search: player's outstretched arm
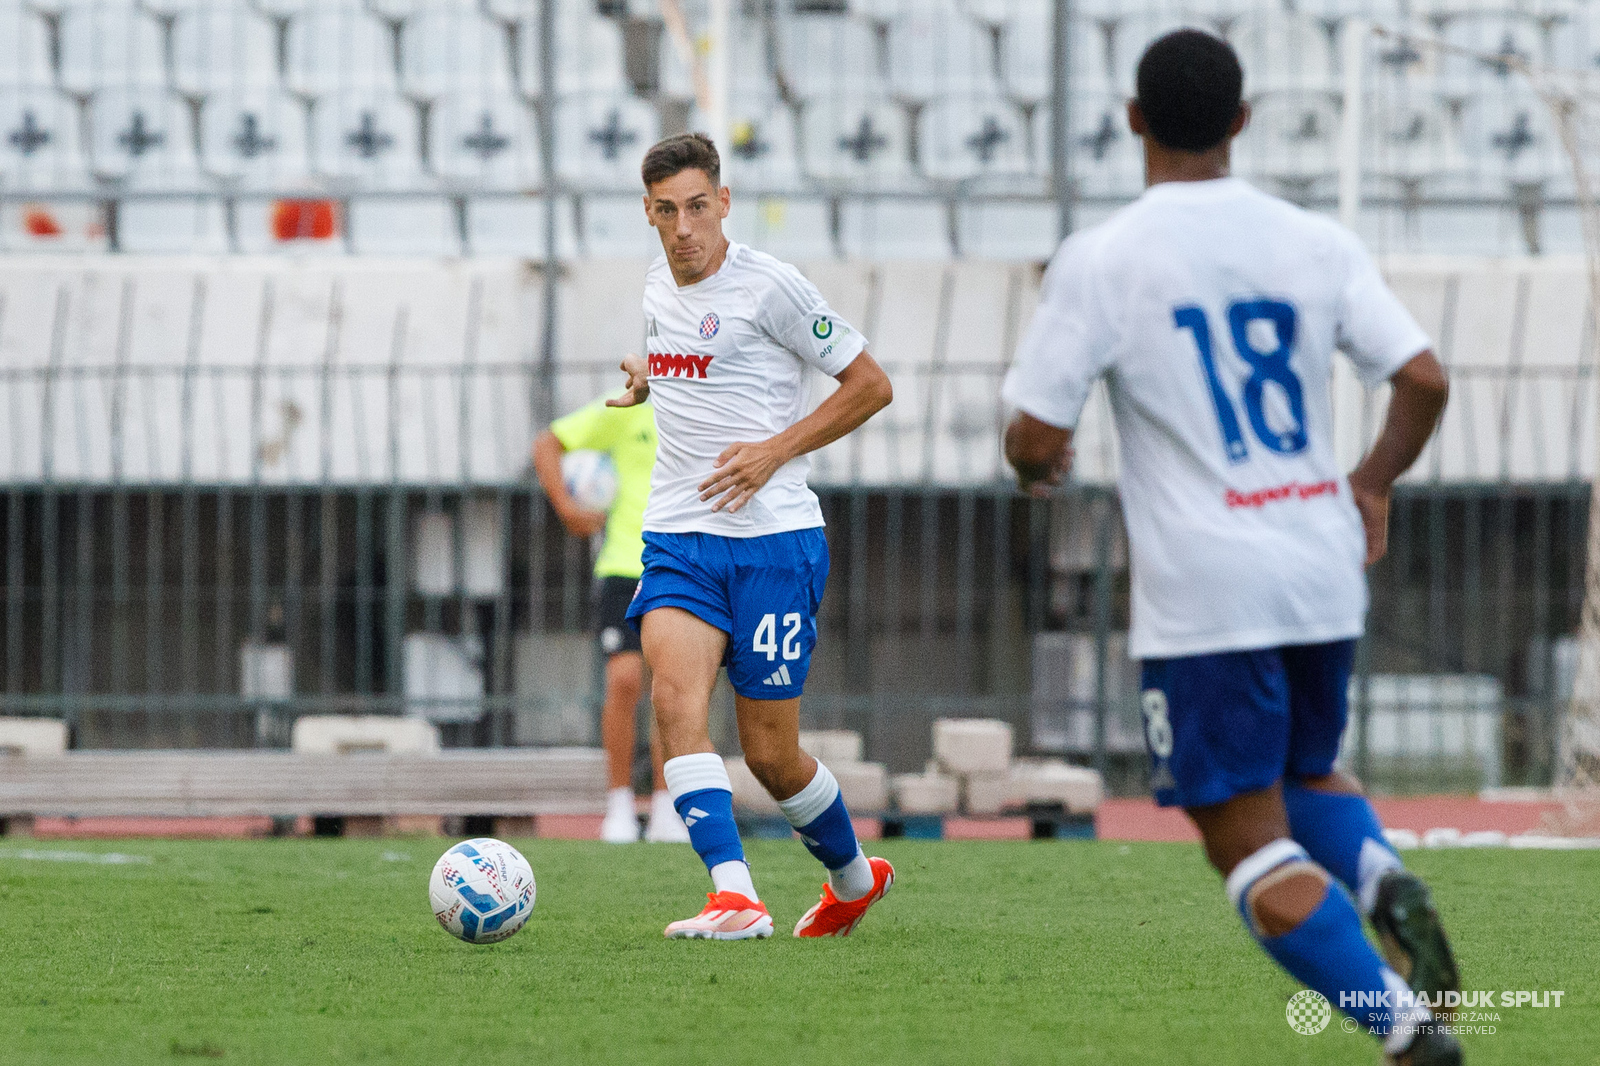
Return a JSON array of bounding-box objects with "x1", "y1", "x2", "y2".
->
[
  {"x1": 531, "y1": 430, "x2": 608, "y2": 537},
  {"x1": 1004, "y1": 412, "x2": 1074, "y2": 498},
  {"x1": 605, "y1": 353, "x2": 650, "y2": 408},
  {"x1": 1348, "y1": 349, "x2": 1449, "y2": 565},
  {"x1": 699, "y1": 351, "x2": 892, "y2": 513}
]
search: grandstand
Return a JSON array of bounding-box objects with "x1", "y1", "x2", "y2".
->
[{"x1": 0, "y1": 1, "x2": 1596, "y2": 802}]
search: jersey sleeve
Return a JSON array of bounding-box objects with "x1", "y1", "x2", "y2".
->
[
  {"x1": 754, "y1": 264, "x2": 868, "y2": 377},
  {"x1": 1000, "y1": 234, "x2": 1117, "y2": 429},
  {"x1": 549, "y1": 398, "x2": 619, "y2": 452},
  {"x1": 1333, "y1": 230, "x2": 1432, "y2": 388}
]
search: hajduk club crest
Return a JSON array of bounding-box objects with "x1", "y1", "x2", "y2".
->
[{"x1": 700, "y1": 312, "x2": 720, "y2": 339}]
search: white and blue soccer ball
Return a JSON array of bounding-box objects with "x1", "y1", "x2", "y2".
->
[
  {"x1": 561, "y1": 450, "x2": 618, "y2": 512},
  {"x1": 429, "y1": 837, "x2": 536, "y2": 944}
]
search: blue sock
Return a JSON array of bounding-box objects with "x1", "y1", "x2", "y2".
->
[
  {"x1": 1283, "y1": 783, "x2": 1403, "y2": 913},
  {"x1": 776, "y1": 762, "x2": 861, "y2": 869},
  {"x1": 663, "y1": 754, "x2": 747, "y2": 875},
  {"x1": 673, "y1": 787, "x2": 745, "y2": 869},
  {"x1": 1230, "y1": 840, "x2": 1427, "y2": 1045}
]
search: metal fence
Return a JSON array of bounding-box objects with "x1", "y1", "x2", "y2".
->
[{"x1": 0, "y1": 363, "x2": 1590, "y2": 794}]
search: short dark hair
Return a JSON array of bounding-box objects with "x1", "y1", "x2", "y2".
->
[
  {"x1": 1135, "y1": 29, "x2": 1244, "y2": 152},
  {"x1": 641, "y1": 133, "x2": 721, "y2": 189}
]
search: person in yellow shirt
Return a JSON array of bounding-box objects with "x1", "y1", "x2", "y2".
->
[{"x1": 532, "y1": 396, "x2": 689, "y2": 844}]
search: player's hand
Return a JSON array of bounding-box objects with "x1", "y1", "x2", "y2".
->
[
  {"x1": 606, "y1": 353, "x2": 649, "y2": 408},
  {"x1": 1016, "y1": 443, "x2": 1073, "y2": 498},
  {"x1": 699, "y1": 439, "x2": 787, "y2": 513},
  {"x1": 556, "y1": 505, "x2": 608, "y2": 538},
  {"x1": 1348, "y1": 469, "x2": 1390, "y2": 566}
]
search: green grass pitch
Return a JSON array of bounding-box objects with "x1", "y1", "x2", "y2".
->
[{"x1": 1, "y1": 837, "x2": 1593, "y2": 1065}]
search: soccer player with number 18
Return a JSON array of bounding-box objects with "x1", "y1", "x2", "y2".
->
[
  {"x1": 608, "y1": 133, "x2": 896, "y2": 940},
  {"x1": 1004, "y1": 31, "x2": 1461, "y2": 1066}
]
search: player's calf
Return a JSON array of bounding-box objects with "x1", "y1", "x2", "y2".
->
[{"x1": 1227, "y1": 839, "x2": 1437, "y2": 1061}]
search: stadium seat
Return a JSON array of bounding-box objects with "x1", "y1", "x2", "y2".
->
[
  {"x1": 719, "y1": 104, "x2": 804, "y2": 193},
  {"x1": 172, "y1": 2, "x2": 281, "y2": 98},
  {"x1": 199, "y1": 89, "x2": 312, "y2": 190},
  {"x1": 776, "y1": 12, "x2": 883, "y2": 101},
  {"x1": 0, "y1": 88, "x2": 89, "y2": 193},
  {"x1": 917, "y1": 94, "x2": 1030, "y2": 182},
  {"x1": 1238, "y1": 90, "x2": 1340, "y2": 184},
  {"x1": 999, "y1": 2, "x2": 1053, "y2": 103},
  {"x1": 348, "y1": 196, "x2": 460, "y2": 255},
  {"x1": 87, "y1": 89, "x2": 201, "y2": 189},
  {"x1": 0, "y1": 1, "x2": 55, "y2": 90},
  {"x1": 723, "y1": 195, "x2": 834, "y2": 260},
  {"x1": 308, "y1": 90, "x2": 426, "y2": 189},
  {"x1": 580, "y1": 195, "x2": 659, "y2": 256},
  {"x1": 884, "y1": 5, "x2": 999, "y2": 101},
  {"x1": 58, "y1": 1, "x2": 169, "y2": 96},
  {"x1": 285, "y1": 0, "x2": 399, "y2": 98},
  {"x1": 466, "y1": 196, "x2": 574, "y2": 258},
  {"x1": 956, "y1": 200, "x2": 1058, "y2": 259},
  {"x1": 554, "y1": 256, "x2": 647, "y2": 417},
  {"x1": 400, "y1": 0, "x2": 516, "y2": 101},
  {"x1": 798, "y1": 96, "x2": 914, "y2": 187},
  {"x1": 431, "y1": 94, "x2": 542, "y2": 191},
  {"x1": 1235, "y1": 10, "x2": 1334, "y2": 95},
  {"x1": 837, "y1": 199, "x2": 950, "y2": 258},
  {"x1": 552, "y1": 93, "x2": 660, "y2": 189},
  {"x1": 1067, "y1": 91, "x2": 1140, "y2": 198},
  {"x1": 118, "y1": 197, "x2": 231, "y2": 254},
  {"x1": 552, "y1": 5, "x2": 627, "y2": 95},
  {"x1": 928, "y1": 260, "x2": 1014, "y2": 484},
  {"x1": 855, "y1": 261, "x2": 947, "y2": 483}
]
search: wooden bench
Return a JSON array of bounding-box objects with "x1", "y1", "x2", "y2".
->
[{"x1": 0, "y1": 748, "x2": 607, "y2": 835}]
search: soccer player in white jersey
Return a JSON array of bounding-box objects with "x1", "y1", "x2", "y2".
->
[
  {"x1": 1003, "y1": 32, "x2": 1459, "y2": 1066},
  {"x1": 606, "y1": 133, "x2": 896, "y2": 940}
]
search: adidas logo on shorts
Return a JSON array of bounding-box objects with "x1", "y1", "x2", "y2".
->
[{"x1": 762, "y1": 664, "x2": 793, "y2": 687}]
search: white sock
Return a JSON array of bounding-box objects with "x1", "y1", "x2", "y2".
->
[
  {"x1": 1357, "y1": 837, "x2": 1405, "y2": 916},
  {"x1": 710, "y1": 860, "x2": 758, "y2": 901},
  {"x1": 650, "y1": 789, "x2": 674, "y2": 816},
  {"x1": 830, "y1": 853, "x2": 875, "y2": 902},
  {"x1": 606, "y1": 787, "x2": 634, "y2": 817}
]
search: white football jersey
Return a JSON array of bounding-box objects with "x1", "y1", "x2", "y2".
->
[
  {"x1": 1002, "y1": 177, "x2": 1430, "y2": 659},
  {"x1": 640, "y1": 241, "x2": 867, "y2": 537}
]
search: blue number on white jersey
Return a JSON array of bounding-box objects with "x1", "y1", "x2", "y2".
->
[{"x1": 1174, "y1": 299, "x2": 1308, "y2": 462}]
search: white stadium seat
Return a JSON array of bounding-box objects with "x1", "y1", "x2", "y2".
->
[
  {"x1": 347, "y1": 197, "x2": 459, "y2": 256},
  {"x1": 86, "y1": 89, "x2": 200, "y2": 189},
  {"x1": 838, "y1": 199, "x2": 950, "y2": 258},
  {"x1": 199, "y1": 89, "x2": 311, "y2": 190},
  {"x1": 722, "y1": 196, "x2": 834, "y2": 261},
  {"x1": 798, "y1": 96, "x2": 914, "y2": 187},
  {"x1": 918, "y1": 95, "x2": 1030, "y2": 182},
  {"x1": 0, "y1": 1, "x2": 55, "y2": 89},
  {"x1": 552, "y1": 94, "x2": 659, "y2": 189},
  {"x1": 285, "y1": 0, "x2": 398, "y2": 98},
  {"x1": 309, "y1": 91, "x2": 426, "y2": 189},
  {"x1": 777, "y1": 13, "x2": 882, "y2": 101},
  {"x1": 720, "y1": 104, "x2": 804, "y2": 193},
  {"x1": 552, "y1": 5, "x2": 627, "y2": 95},
  {"x1": 885, "y1": 6, "x2": 998, "y2": 101},
  {"x1": 431, "y1": 94, "x2": 542, "y2": 191},
  {"x1": 1238, "y1": 90, "x2": 1340, "y2": 184},
  {"x1": 0, "y1": 89, "x2": 89, "y2": 193},
  {"x1": 58, "y1": 1, "x2": 168, "y2": 96},
  {"x1": 401, "y1": 0, "x2": 515, "y2": 101},
  {"x1": 172, "y1": 3, "x2": 281, "y2": 98},
  {"x1": 956, "y1": 200, "x2": 1058, "y2": 259}
]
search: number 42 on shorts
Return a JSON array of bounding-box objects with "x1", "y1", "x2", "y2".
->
[{"x1": 753, "y1": 613, "x2": 803, "y2": 661}]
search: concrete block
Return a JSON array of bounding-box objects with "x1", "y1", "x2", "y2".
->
[
  {"x1": 933, "y1": 718, "x2": 1013, "y2": 775},
  {"x1": 962, "y1": 770, "x2": 1008, "y2": 816},
  {"x1": 892, "y1": 771, "x2": 960, "y2": 815},
  {"x1": 290, "y1": 715, "x2": 441, "y2": 755},
  {"x1": 0, "y1": 718, "x2": 68, "y2": 757},
  {"x1": 725, "y1": 756, "x2": 782, "y2": 815},
  {"x1": 1006, "y1": 759, "x2": 1103, "y2": 814},
  {"x1": 834, "y1": 761, "x2": 889, "y2": 813},
  {"x1": 799, "y1": 729, "x2": 863, "y2": 767}
]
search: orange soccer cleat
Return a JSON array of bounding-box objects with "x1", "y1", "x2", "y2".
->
[
  {"x1": 663, "y1": 891, "x2": 774, "y2": 940},
  {"x1": 792, "y1": 857, "x2": 895, "y2": 938}
]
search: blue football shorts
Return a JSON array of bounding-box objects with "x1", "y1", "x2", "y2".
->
[
  {"x1": 625, "y1": 528, "x2": 829, "y2": 700},
  {"x1": 1138, "y1": 639, "x2": 1358, "y2": 810}
]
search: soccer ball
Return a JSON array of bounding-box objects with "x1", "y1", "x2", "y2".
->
[
  {"x1": 561, "y1": 450, "x2": 618, "y2": 512},
  {"x1": 428, "y1": 838, "x2": 537, "y2": 944}
]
